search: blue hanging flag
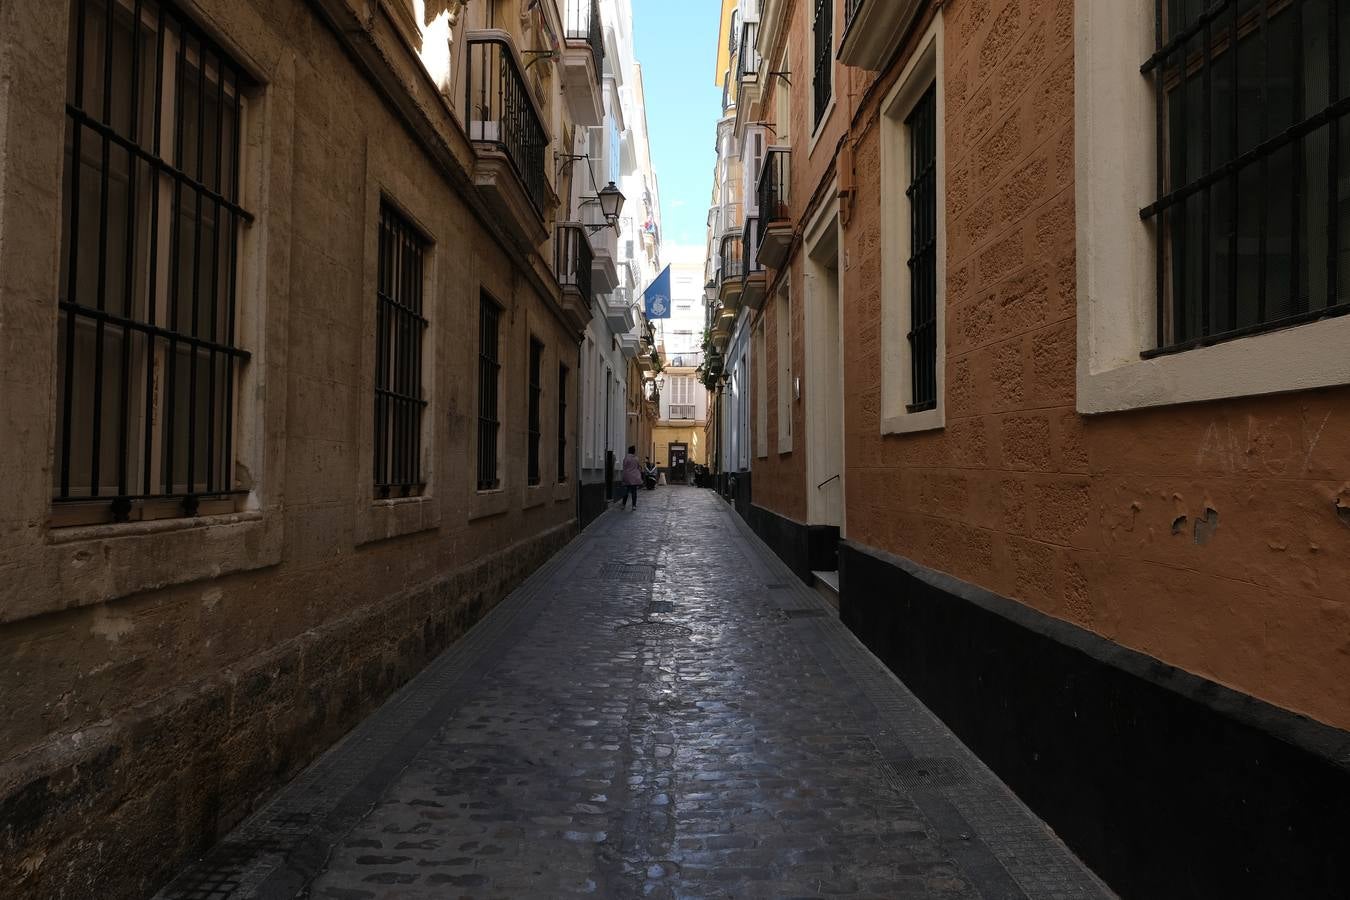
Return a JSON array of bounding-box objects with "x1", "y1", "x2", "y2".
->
[{"x1": 643, "y1": 266, "x2": 672, "y2": 320}]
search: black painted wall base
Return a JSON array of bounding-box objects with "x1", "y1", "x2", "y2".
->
[
  {"x1": 730, "y1": 471, "x2": 751, "y2": 520},
  {"x1": 839, "y1": 540, "x2": 1350, "y2": 899},
  {"x1": 578, "y1": 482, "x2": 608, "y2": 531},
  {"x1": 745, "y1": 503, "x2": 838, "y2": 584}
]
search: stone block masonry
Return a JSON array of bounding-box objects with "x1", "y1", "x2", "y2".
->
[
  {"x1": 0, "y1": 0, "x2": 587, "y2": 896},
  {"x1": 1, "y1": 524, "x2": 574, "y2": 900}
]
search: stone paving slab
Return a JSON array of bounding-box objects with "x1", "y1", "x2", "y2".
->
[{"x1": 156, "y1": 488, "x2": 1113, "y2": 900}]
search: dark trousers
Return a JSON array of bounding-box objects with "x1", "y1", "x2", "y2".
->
[{"x1": 621, "y1": 484, "x2": 639, "y2": 507}]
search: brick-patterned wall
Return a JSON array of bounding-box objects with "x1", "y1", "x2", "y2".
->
[
  {"x1": 842, "y1": 0, "x2": 1350, "y2": 731},
  {"x1": 750, "y1": 262, "x2": 809, "y2": 523},
  {"x1": 748, "y1": 0, "x2": 855, "y2": 527}
]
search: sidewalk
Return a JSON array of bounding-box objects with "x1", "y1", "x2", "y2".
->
[{"x1": 156, "y1": 487, "x2": 1111, "y2": 899}]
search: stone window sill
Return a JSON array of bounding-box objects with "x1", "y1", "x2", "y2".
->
[
  {"x1": 881, "y1": 407, "x2": 944, "y2": 436},
  {"x1": 469, "y1": 487, "x2": 511, "y2": 521},
  {"x1": 357, "y1": 494, "x2": 440, "y2": 546},
  {"x1": 5, "y1": 507, "x2": 281, "y2": 624}
]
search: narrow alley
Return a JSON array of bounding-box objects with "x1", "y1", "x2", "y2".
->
[
  {"x1": 155, "y1": 489, "x2": 1106, "y2": 899},
  {"x1": 6, "y1": 0, "x2": 1350, "y2": 895}
]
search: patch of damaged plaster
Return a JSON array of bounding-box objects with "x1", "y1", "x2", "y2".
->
[
  {"x1": 89, "y1": 606, "x2": 134, "y2": 643},
  {"x1": 1194, "y1": 508, "x2": 1219, "y2": 546}
]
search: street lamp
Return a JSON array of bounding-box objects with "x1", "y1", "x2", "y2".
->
[
  {"x1": 597, "y1": 181, "x2": 626, "y2": 224},
  {"x1": 556, "y1": 154, "x2": 626, "y2": 233}
]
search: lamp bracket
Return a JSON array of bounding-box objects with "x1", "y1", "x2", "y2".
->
[{"x1": 522, "y1": 49, "x2": 558, "y2": 72}]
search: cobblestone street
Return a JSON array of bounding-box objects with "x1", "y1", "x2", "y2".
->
[{"x1": 157, "y1": 488, "x2": 1109, "y2": 899}]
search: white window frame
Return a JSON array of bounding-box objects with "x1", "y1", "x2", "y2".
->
[
  {"x1": 776, "y1": 283, "x2": 793, "y2": 453},
  {"x1": 755, "y1": 320, "x2": 769, "y2": 458},
  {"x1": 1075, "y1": 0, "x2": 1350, "y2": 414},
  {"x1": 880, "y1": 14, "x2": 945, "y2": 435},
  {"x1": 808, "y1": 0, "x2": 836, "y2": 153}
]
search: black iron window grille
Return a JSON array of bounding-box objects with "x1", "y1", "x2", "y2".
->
[
  {"x1": 1141, "y1": 0, "x2": 1350, "y2": 354},
  {"x1": 374, "y1": 204, "x2": 428, "y2": 497},
  {"x1": 757, "y1": 148, "x2": 790, "y2": 244},
  {"x1": 906, "y1": 84, "x2": 938, "y2": 412},
  {"x1": 527, "y1": 338, "x2": 543, "y2": 486},
  {"x1": 477, "y1": 295, "x2": 502, "y2": 491},
  {"x1": 813, "y1": 0, "x2": 834, "y2": 128},
  {"x1": 564, "y1": 0, "x2": 605, "y2": 81},
  {"x1": 57, "y1": 0, "x2": 252, "y2": 523},
  {"x1": 557, "y1": 364, "x2": 568, "y2": 482},
  {"x1": 465, "y1": 35, "x2": 549, "y2": 217}
]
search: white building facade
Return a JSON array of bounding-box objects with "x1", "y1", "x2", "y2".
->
[{"x1": 573, "y1": 0, "x2": 664, "y2": 525}]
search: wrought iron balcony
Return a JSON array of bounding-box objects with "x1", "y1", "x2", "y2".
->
[
  {"x1": 742, "y1": 216, "x2": 767, "y2": 309},
  {"x1": 556, "y1": 224, "x2": 594, "y2": 301},
  {"x1": 565, "y1": 0, "x2": 605, "y2": 81},
  {"x1": 556, "y1": 224, "x2": 594, "y2": 334},
  {"x1": 465, "y1": 33, "x2": 549, "y2": 221},
  {"x1": 720, "y1": 233, "x2": 745, "y2": 287},
  {"x1": 739, "y1": 20, "x2": 761, "y2": 82},
  {"x1": 756, "y1": 147, "x2": 791, "y2": 269}
]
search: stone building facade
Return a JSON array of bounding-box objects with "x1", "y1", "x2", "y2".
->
[
  {"x1": 0, "y1": 0, "x2": 626, "y2": 895},
  {"x1": 724, "y1": 0, "x2": 1350, "y2": 894}
]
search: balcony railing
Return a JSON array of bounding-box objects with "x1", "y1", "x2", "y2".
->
[
  {"x1": 669, "y1": 405, "x2": 696, "y2": 420},
  {"x1": 845, "y1": 0, "x2": 864, "y2": 30},
  {"x1": 739, "y1": 20, "x2": 761, "y2": 81},
  {"x1": 465, "y1": 35, "x2": 549, "y2": 216},
  {"x1": 720, "y1": 233, "x2": 745, "y2": 284},
  {"x1": 743, "y1": 217, "x2": 764, "y2": 278},
  {"x1": 667, "y1": 351, "x2": 704, "y2": 368},
  {"x1": 565, "y1": 0, "x2": 605, "y2": 81},
  {"x1": 555, "y1": 224, "x2": 594, "y2": 305},
  {"x1": 757, "y1": 148, "x2": 789, "y2": 244}
]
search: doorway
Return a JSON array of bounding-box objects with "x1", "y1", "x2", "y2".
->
[
  {"x1": 805, "y1": 209, "x2": 844, "y2": 532},
  {"x1": 668, "y1": 442, "x2": 688, "y2": 484}
]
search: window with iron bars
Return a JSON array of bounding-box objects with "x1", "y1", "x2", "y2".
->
[
  {"x1": 374, "y1": 204, "x2": 428, "y2": 497},
  {"x1": 813, "y1": 0, "x2": 834, "y2": 128},
  {"x1": 478, "y1": 295, "x2": 501, "y2": 491},
  {"x1": 527, "y1": 338, "x2": 543, "y2": 486},
  {"x1": 1142, "y1": 0, "x2": 1350, "y2": 354},
  {"x1": 906, "y1": 84, "x2": 938, "y2": 412},
  {"x1": 56, "y1": 0, "x2": 251, "y2": 523},
  {"x1": 557, "y1": 363, "x2": 569, "y2": 483}
]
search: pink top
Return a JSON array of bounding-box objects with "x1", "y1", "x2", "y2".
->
[{"x1": 621, "y1": 454, "x2": 644, "y2": 486}]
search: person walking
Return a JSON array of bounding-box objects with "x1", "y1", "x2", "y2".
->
[{"x1": 619, "y1": 445, "x2": 643, "y2": 510}]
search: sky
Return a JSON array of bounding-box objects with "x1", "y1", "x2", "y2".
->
[{"x1": 632, "y1": 0, "x2": 725, "y2": 256}]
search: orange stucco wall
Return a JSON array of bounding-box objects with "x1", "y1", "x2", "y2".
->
[
  {"x1": 748, "y1": 0, "x2": 1350, "y2": 731},
  {"x1": 834, "y1": 0, "x2": 1350, "y2": 732}
]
